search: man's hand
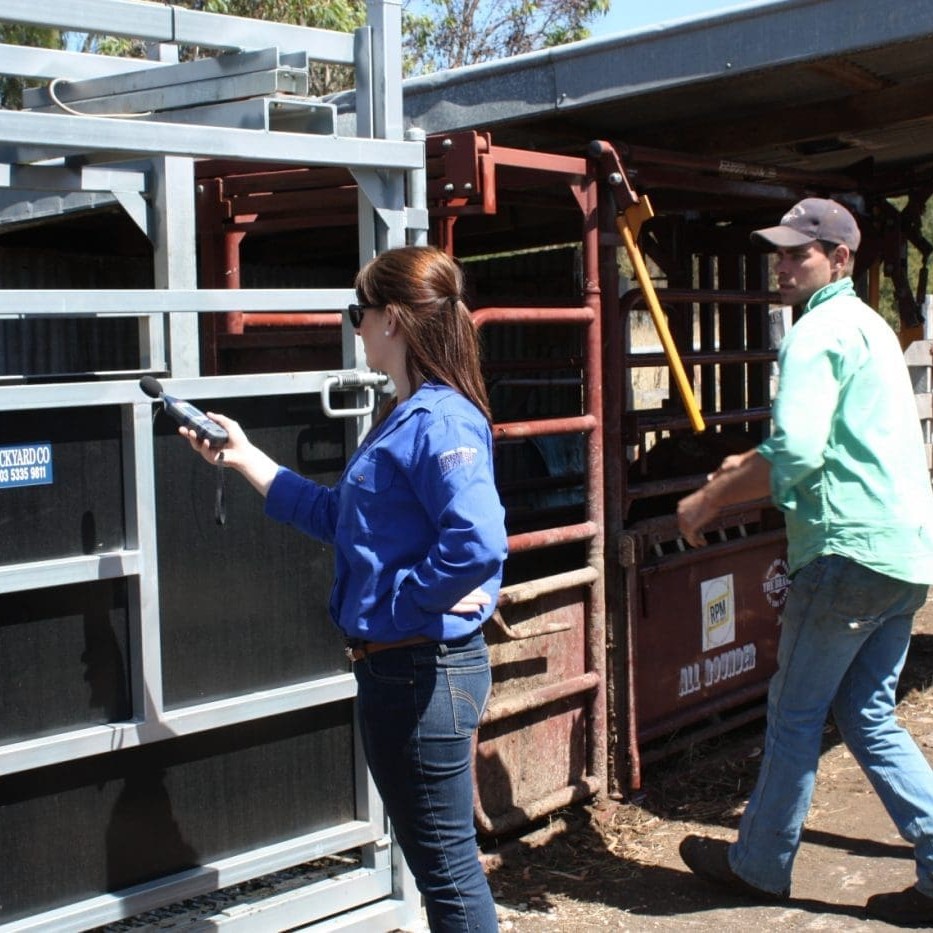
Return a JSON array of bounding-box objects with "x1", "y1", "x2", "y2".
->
[
  {"x1": 677, "y1": 487, "x2": 719, "y2": 548},
  {"x1": 677, "y1": 449, "x2": 772, "y2": 548},
  {"x1": 708, "y1": 449, "x2": 759, "y2": 482}
]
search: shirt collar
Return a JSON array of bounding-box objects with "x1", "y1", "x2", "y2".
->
[
  {"x1": 390, "y1": 381, "x2": 449, "y2": 423},
  {"x1": 805, "y1": 276, "x2": 856, "y2": 313}
]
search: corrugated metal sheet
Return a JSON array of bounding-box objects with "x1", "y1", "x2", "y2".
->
[{"x1": 0, "y1": 247, "x2": 150, "y2": 378}]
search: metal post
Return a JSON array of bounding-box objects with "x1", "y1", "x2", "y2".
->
[
  {"x1": 150, "y1": 156, "x2": 199, "y2": 376},
  {"x1": 406, "y1": 126, "x2": 429, "y2": 246}
]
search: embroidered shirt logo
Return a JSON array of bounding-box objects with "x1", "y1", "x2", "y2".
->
[{"x1": 439, "y1": 446, "x2": 477, "y2": 475}]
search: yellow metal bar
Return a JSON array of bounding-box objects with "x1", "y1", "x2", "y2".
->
[{"x1": 617, "y1": 196, "x2": 705, "y2": 433}]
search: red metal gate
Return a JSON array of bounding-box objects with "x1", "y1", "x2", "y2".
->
[
  {"x1": 194, "y1": 134, "x2": 609, "y2": 837},
  {"x1": 427, "y1": 133, "x2": 607, "y2": 835}
]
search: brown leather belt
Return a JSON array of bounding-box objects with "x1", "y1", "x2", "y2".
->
[{"x1": 345, "y1": 634, "x2": 433, "y2": 662}]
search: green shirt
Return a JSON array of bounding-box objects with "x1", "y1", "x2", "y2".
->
[{"x1": 757, "y1": 278, "x2": 933, "y2": 582}]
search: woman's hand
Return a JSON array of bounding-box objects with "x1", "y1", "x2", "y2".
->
[
  {"x1": 448, "y1": 588, "x2": 492, "y2": 615},
  {"x1": 180, "y1": 413, "x2": 281, "y2": 497},
  {"x1": 180, "y1": 412, "x2": 242, "y2": 465}
]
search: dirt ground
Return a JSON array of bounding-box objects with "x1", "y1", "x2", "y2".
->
[{"x1": 483, "y1": 593, "x2": 933, "y2": 931}]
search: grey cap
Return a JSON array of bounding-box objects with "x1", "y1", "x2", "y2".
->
[{"x1": 752, "y1": 198, "x2": 861, "y2": 251}]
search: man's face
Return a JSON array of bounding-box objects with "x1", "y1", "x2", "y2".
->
[{"x1": 773, "y1": 242, "x2": 842, "y2": 308}]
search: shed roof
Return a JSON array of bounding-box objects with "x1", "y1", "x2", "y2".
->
[{"x1": 388, "y1": 0, "x2": 933, "y2": 195}]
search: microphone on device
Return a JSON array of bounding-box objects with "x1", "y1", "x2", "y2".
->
[{"x1": 139, "y1": 376, "x2": 229, "y2": 449}]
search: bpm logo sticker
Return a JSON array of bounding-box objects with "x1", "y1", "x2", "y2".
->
[
  {"x1": 701, "y1": 574, "x2": 735, "y2": 651},
  {"x1": 762, "y1": 558, "x2": 791, "y2": 609},
  {"x1": 0, "y1": 443, "x2": 54, "y2": 489}
]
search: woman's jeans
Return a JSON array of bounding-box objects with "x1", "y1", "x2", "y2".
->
[
  {"x1": 730, "y1": 555, "x2": 933, "y2": 895},
  {"x1": 353, "y1": 630, "x2": 498, "y2": 932}
]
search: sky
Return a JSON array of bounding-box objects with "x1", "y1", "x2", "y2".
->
[{"x1": 587, "y1": 0, "x2": 766, "y2": 37}]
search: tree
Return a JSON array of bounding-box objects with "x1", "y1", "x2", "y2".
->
[
  {"x1": 176, "y1": 1, "x2": 612, "y2": 79},
  {"x1": 876, "y1": 194, "x2": 933, "y2": 333},
  {"x1": 2, "y1": 1, "x2": 609, "y2": 103},
  {"x1": 91, "y1": 1, "x2": 366, "y2": 95},
  {"x1": 403, "y1": 0, "x2": 611, "y2": 73},
  {"x1": 0, "y1": 24, "x2": 61, "y2": 108}
]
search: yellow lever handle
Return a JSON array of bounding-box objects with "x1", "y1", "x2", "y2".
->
[{"x1": 617, "y1": 199, "x2": 705, "y2": 434}]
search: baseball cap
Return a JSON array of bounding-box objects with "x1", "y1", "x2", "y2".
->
[{"x1": 752, "y1": 198, "x2": 861, "y2": 251}]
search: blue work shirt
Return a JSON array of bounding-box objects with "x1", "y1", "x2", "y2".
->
[
  {"x1": 757, "y1": 278, "x2": 933, "y2": 582},
  {"x1": 265, "y1": 381, "x2": 508, "y2": 642}
]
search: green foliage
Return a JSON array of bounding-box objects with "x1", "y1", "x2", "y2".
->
[
  {"x1": 875, "y1": 195, "x2": 933, "y2": 333},
  {"x1": 402, "y1": 0, "x2": 611, "y2": 73},
  {"x1": 209, "y1": 0, "x2": 365, "y2": 35},
  {"x1": 0, "y1": 25, "x2": 61, "y2": 108},
  {"x1": 2, "y1": 0, "x2": 609, "y2": 102},
  {"x1": 84, "y1": 1, "x2": 366, "y2": 94},
  {"x1": 201, "y1": 0, "x2": 366, "y2": 93}
]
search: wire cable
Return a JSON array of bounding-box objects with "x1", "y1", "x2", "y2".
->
[{"x1": 48, "y1": 77, "x2": 152, "y2": 118}]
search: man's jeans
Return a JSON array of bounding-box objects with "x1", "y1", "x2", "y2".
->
[
  {"x1": 730, "y1": 554, "x2": 933, "y2": 895},
  {"x1": 353, "y1": 630, "x2": 498, "y2": 932}
]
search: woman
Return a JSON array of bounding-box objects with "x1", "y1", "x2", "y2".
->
[{"x1": 183, "y1": 245, "x2": 506, "y2": 932}]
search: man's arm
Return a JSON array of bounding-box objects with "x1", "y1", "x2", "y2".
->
[{"x1": 677, "y1": 449, "x2": 772, "y2": 547}]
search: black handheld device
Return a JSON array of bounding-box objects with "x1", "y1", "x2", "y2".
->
[{"x1": 139, "y1": 376, "x2": 229, "y2": 449}]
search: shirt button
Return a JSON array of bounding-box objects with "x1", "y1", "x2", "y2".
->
[{"x1": 356, "y1": 474, "x2": 365, "y2": 483}]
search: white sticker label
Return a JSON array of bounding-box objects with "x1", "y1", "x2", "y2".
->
[{"x1": 701, "y1": 573, "x2": 735, "y2": 651}]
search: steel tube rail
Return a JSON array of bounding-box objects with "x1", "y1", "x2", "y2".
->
[
  {"x1": 0, "y1": 288, "x2": 356, "y2": 315},
  {"x1": 473, "y1": 776, "x2": 601, "y2": 838},
  {"x1": 506, "y1": 521, "x2": 598, "y2": 554},
  {"x1": 472, "y1": 305, "x2": 594, "y2": 326},
  {"x1": 0, "y1": 0, "x2": 356, "y2": 62},
  {"x1": 483, "y1": 671, "x2": 600, "y2": 725},
  {"x1": 494, "y1": 414, "x2": 597, "y2": 441},
  {"x1": 497, "y1": 567, "x2": 599, "y2": 607},
  {"x1": 0, "y1": 110, "x2": 422, "y2": 170}
]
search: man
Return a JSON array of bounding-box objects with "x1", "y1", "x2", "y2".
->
[{"x1": 676, "y1": 198, "x2": 933, "y2": 926}]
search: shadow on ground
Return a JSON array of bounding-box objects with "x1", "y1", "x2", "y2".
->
[{"x1": 484, "y1": 631, "x2": 933, "y2": 930}]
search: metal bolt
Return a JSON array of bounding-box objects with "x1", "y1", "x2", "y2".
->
[
  {"x1": 444, "y1": 182, "x2": 455, "y2": 193},
  {"x1": 442, "y1": 138, "x2": 453, "y2": 149}
]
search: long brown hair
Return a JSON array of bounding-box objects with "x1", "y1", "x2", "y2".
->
[{"x1": 354, "y1": 245, "x2": 492, "y2": 423}]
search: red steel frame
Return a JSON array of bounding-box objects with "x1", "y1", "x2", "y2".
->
[
  {"x1": 429, "y1": 134, "x2": 607, "y2": 833},
  {"x1": 194, "y1": 135, "x2": 608, "y2": 836}
]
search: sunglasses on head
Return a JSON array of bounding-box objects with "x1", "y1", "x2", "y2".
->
[{"x1": 346, "y1": 303, "x2": 380, "y2": 328}]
